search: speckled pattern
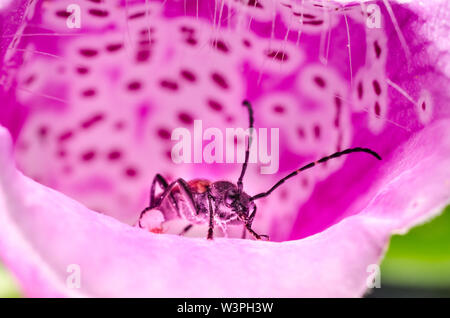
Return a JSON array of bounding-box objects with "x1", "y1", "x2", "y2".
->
[{"x1": 1, "y1": 1, "x2": 449, "y2": 242}]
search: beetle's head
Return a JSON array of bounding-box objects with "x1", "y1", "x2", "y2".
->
[{"x1": 210, "y1": 181, "x2": 255, "y2": 222}]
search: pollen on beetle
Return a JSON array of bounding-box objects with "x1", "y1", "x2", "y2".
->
[{"x1": 139, "y1": 209, "x2": 165, "y2": 234}]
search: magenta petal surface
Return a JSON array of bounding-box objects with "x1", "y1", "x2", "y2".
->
[
  {"x1": 1, "y1": 0, "x2": 450, "y2": 297},
  {"x1": 0, "y1": 0, "x2": 446, "y2": 243},
  {"x1": 1, "y1": 123, "x2": 449, "y2": 297}
]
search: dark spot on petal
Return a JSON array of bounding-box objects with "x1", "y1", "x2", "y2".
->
[
  {"x1": 372, "y1": 80, "x2": 381, "y2": 96},
  {"x1": 243, "y1": 0, "x2": 263, "y2": 9},
  {"x1": 180, "y1": 69, "x2": 196, "y2": 82},
  {"x1": 82, "y1": 88, "x2": 96, "y2": 97},
  {"x1": 138, "y1": 39, "x2": 152, "y2": 46},
  {"x1": 293, "y1": 12, "x2": 315, "y2": 19},
  {"x1": 24, "y1": 74, "x2": 36, "y2": 85},
  {"x1": 297, "y1": 127, "x2": 305, "y2": 139},
  {"x1": 140, "y1": 28, "x2": 155, "y2": 36},
  {"x1": 374, "y1": 41, "x2": 382, "y2": 59},
  {"x1": 334, "y1": 96, "x2": 342, "y2": 108},
  {"x1": 37, "y1": 126, "x2": 48, "y2": 139},
  {"x1": 79, "y1": 48, "x2": 98, "y2": 58},
  {"x1": 210, "y1": 39, "x2": 229, "y2": 53},
  {"x1": 334, "y1": 117, "x2": 340, "y2": 128},
  {"x1": 125, "y1": 167, "x2": 138, "y2": 178},
  {"x1": 185, "y1": 37, "x2": 197, "y2": 46},
  {"x1": 128, "y1": 11, "x2": 146, "y2": 19},
  {"x1": 106, "y1": 43, "x2": 123, "y2": 52},
  {"x1": 108, "y1": 150, "x2": 122, "y2": 161},
  {"x1": 273, "y1": 105, "x2": 285, "y2": 114},
  {"x1": 421, "y1": 102, "x2": 426, "y2": 111},
  {"x1": 304, "y1": 20, "x2": 323, "y2": 25},
  {"x1": 89, "y1": 8, "x2": 109, "y2": 17},
  {"x1": 58, "y1": 130, "x2": 74, "y2": 142},
  {"x1": 180, "y1": 26, "x2": 195, "y2": 34},
  {"x1": 56, "y1": 10, "x2": 71, "y2": 18},
  {"x1": 81, "y1": 113, "x2": 104, "y2": 129},
  {"x1": 136, "y1": 50, "x2": 151, "y2": 62},
  {"x1": 314, "y1": 125, "x2": 321, "y2": 139},
  {"x1": 265, "y1": 50, "x2": 288, "y2": 62},
  {"x1": 211, "y1": 72, "x2": 229, "y2": 90},
  {"x1": 334, "y1": 116, "x2": 339, "y2": 128},
  {"x1": 357, "y1": 81, "x2": 363, "y2": 99},
  {"x1": 334, "y1": 96, "x2": 342, "y2": 127},
  {"x1": 160, "y1": 79, "x2": 179, "y2": 91},
  {"x1": 374, "y1": 102, "x2": 381, "y2": 116},
  {"x1": 76, "y1": 66, "x2": 89, "y2": 75},
  {"x1": 242, "y1": 39, "x2": 252, "y2": 48},
  {"x1": 314, "y1": 76, "x2": 326, "y2": 88},
  {"x1": 178, "y1": 112, "x2": 194, "y2": 125},
  {"x1": 157, "y1": 128, "x2": 171, "y2": 140},
  {"x1": 127, "y1": 81, "x2": 142, "y2": 91},
  {"x1": 207, "y1": 99, "x2": 223, "y2": 112},
  {"x1": 81, "y1": 150, "x2": 96, "y2": 162}
]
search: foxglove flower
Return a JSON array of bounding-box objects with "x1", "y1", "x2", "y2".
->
[{"x1": 0, "y1": 0, "x2": 449, "y2": 297}]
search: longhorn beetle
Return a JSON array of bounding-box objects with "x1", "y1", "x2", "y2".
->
[{"x1": 138, "y1": 100, "x2": 381, "y2": 240}]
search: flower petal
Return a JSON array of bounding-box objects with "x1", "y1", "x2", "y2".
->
[
  {"x1": 0, "y1": 0, "x2": 446, "y2": 244},
  {"x1": 1, "y1": 121, "x2": 449, "y2": 297}
]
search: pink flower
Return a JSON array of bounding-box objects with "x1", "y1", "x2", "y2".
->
[{"x1": 0, "y1": 0, "x2": 449, "y2": 297}]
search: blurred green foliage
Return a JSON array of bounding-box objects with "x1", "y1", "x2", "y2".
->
[
  {"x1": 0, "y1": 264, "x2": 21, "y2": 298},
  {"x1": 381, "y1": 205, "x2": 450, "y2": 289}
]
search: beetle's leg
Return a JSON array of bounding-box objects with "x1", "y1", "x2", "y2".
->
[
  {"x1": 138, "y1": 173, "x2": 170, "y2": 228},
  {"x1": 138, "y1": 174, "x2": 177, "y2": 227},
  {"x1": 245, "y1": 225, "x2": 269, "y2": 240},
  {"x1": 207, "y1": 193, "x2": 215, "y2": 240},
  {"x1": 139, "y1": 177, "x2": 196, "y2": 228},
  {"x1": 150, "y1": 174, "x2": 173, "y2": 208},
  {"x1": 179, "y1": 224, "x2": 193, "y2": 236},
  {"x1": 138, "y1": 173, "x2": 172, "y2": 228},
  {"x1": 241, "y1": 225, "x2": 247, "y2": 239},
  {"x1": 138, "y1": 174, "x2": 173, "y2": 228},
  {"x1": 245, "y1": 206, "x2": 269, "y2": 240},
  {"x1": 138, "y1": 206, "x2": 153, "y2": 228},
  {"x1": 154, "y1": 178, "x2": 197, "y2": 212}
]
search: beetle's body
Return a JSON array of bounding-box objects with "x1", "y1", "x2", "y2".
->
[
  {"x1": 156, "y1": 179, "x2": 211, "y2": 224},
  {"x1": 138, "y1": 100, "x2": 382, "y2": 240},
  {"x1": 148, "y1": 178, "x2": 257, "y2": 238}
]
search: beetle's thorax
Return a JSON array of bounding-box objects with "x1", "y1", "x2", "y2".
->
[
  {"x1": 155, "y1": 179, "x2": 253, "y2": 226},
  {"x1": 209, "y1": 181, "x2": 254, "y2": 223}
]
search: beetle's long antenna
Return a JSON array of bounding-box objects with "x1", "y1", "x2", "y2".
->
[
  {"x1": 237, "y1": 100, "x2": 254, "y2": 193},
  {"x1": 250, "y1": 147, "x2": 381, "y2": 201}
]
